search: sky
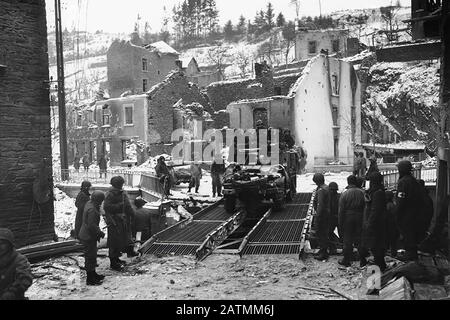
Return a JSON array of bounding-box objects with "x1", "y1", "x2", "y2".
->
[{"x1": 46, "y1": 0, "x2": 411, "y2": 34}]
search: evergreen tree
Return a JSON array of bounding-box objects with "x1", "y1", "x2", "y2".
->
[
  {"x1": 265, "y1": 2, "x2": 275, "y2": 30},
  {"x1": 224, "y1": 20, "x2": 234, "y2": 41},
  {"x1": 277, "y1": 12, "x2": 286, "y2": 27},
  {"x1": 237, "y1": 15, "x2": 247, "y2": 34}
]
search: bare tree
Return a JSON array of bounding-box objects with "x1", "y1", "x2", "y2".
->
[
  {"x1": 290, "y1": 0, "x2": 301, "y2": 21},
  {"x1": 207, "y1": 45, "x2": 231, "y2": 80},
  {"x1": 234, "y1": 50, "x2": 251, "y2": 78},
  {"x1": 380, "y1": 2, "x2": 401, "y2": 42},
  {"x1": 282, "y1": 21, "x2": 296, "y2": 65}
]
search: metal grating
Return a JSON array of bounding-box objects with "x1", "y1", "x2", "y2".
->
[
  {"x1": 269, "y1": 204, "x2": 309, "y2": 221},
  {"x1": 145, "y1": 244, "x2": 199, "y2": 256},
  {"x1": 243, "y1": 244, "x2": 302, "y2": 255},
  {"x1": 247, "y1": 221, "x2": 305, "y2": 243},
  {"x1": 292, "y1": 193, "x2": 313, "y2": 204},
  {"x1": 156, "y1": 221, "x2": 223, "y2": 243},
  {"x1": 194, "y1": 205, "x2": 233, "y2": 221}
]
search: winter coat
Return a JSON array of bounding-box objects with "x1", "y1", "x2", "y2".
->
[
  {"x1": 73, "y1": 156, "x2": 80, "y2": 169},
  {"x1": 190, "y1": 164, "x2": 202, "y2": 179},
  {"x1": 134, "y1": 207, "x2": 152, "y2": 240},
  {"x1": 395, "y1": 174, "x2": 424, "y2": 231},
  {"x1": 0, "y1": 230, "x2": 32, "y2": 300},
  {"x1": 155, "y1": 163, "x2": 170, "y2": 178},
  {"x1": 98, "y1": 156, "x2": 107, "y2": 170},
  {"x1": 313, "y1": 184, "x2": 330, "y2": 231},
  {"x1": 78, "y1": 200, "x2": 103, "y2": 242},
  {"x1": 362, "y1": 186, "x2": 388, "y2": 250},
  {"x1": 82, "y1": 155, "x2": 90, "y2": 166},
  {"x1": 104, "y1": 188, "x2": 135, "y2": 250},
  {"x1": 338, "y1": 185, "x2": 365, "y2": 231},
  {"x1": 74, "y1": 190, "x2": 90, "y2": 238},
  {"x1": 211, "y1": 161, "x2": 226, "y2": 176},
  {"x1": 366, "y1": 161, "x2": 380, "y2": 180}
]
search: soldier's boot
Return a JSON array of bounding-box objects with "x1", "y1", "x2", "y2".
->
[
  {"x1": 314, "y1": 249, "x2": 329, "y2": 261},
  {"x1": 338, "y1": 259, "x2": 351, "y2": 267},
  {"x1": 86, "y1": 271, "x2": 103, "y2": 286},
  {"x1": 126, "y1": 246, "x2": 139, "y2": 258},
  {"x1": 110, "y1": 258, "x2": 124, "y2": 271},
  {"x1": 93, "y1": 270, "x2": 105, "y2": 281}
]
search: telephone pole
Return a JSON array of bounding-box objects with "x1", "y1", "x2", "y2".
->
[{"x1": 55, "y1": 0, "x2": 69, "y2": 181}]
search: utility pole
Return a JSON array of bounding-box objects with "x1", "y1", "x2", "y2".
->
[
  {"x1": 319, "y1": 0, "x2": 322, "y2": 18},
  {"x1": 435, "y1": 0, "x2": 450, "y2": 258},
  {"x1": 55, "y1": 0, "x2": 69, "y2": 181}
]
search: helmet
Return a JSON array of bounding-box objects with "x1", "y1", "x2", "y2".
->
[
  {"x1": 81, "y1": 180, "x2": 92, "y2": 191},
  {"x1": 347, "y1": 175, "x2": 357, "y2": 186},
  {"x1": 329, "y1": 182, "x2": 339, "y2": 191},
  {"x1": 91, "y1": 191, "x2": 105, "y2": 204},
  {"x1": 313, "y1": 173, "x2": 325, "y2": 185},
  {"x1": 134, "y1": 197, "x2": 147, "y2": 208},
  {"x1": 0, "y1": 228, "x2": 15, "y2": 248},
  {"x1": 110, "y1": 176, "x2": 125, "y2": 189},
  {"x1": 397, "y1": 160, "x2": 413, "y2": 174}
]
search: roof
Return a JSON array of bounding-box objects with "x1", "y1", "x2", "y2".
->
[
  {"x1": 145, "y1": 41, "x2": 179, "y2": 56},
  {"x1": 179, "y1": 57, "x2": 197, "y2": 68},
  {"x1": 360, "y1": 141, "x2": 426, "y2": 151}
]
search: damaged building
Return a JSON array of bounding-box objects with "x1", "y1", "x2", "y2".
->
[
  {"x1": 67, "y1": 71, "x2": 214, "y2": 165},
  {"x1": 107, "y1": 40, "x2": 181, "y2": 98},
  {"x1": 226, "y1": 54, "x2": 362, "y2": 171},
  {"x1": 0, "y1": 0, "x2": 55, "y2": 245}
]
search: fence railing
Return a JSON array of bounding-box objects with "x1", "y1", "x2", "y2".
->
[
  {"x1": 53, "y1": 168, "x2": 149, "y2": 188},
  {"x1": 139, "y1": 174, "x2": 165, "y2": 197},
  {"x1": 381, "y1": 167, "x2": 437, "y2": 190}
]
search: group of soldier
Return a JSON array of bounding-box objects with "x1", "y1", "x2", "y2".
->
[
  {"x1": 312, "y1": 160, "x2": 434, "y2": 271},
  {"x1": 73, "y1": 152, "x2": 108, "y2": 178},
  {"x1": 73, "y1": 177, "x2": 144, "y2": 286}
]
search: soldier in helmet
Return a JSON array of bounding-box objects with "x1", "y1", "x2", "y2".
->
[
  {"x1": 395, "y1": 160, "x2": 424, "y2": 261},
  {"x1": 104, "y1": 176, "x2": 138, "y2": 271},
  {"x1": 328, "y1": 182, "x2": 340, "y2": 255},
  {"x1": 312, "y1": 173, "x2": 330, "y2": 261}
]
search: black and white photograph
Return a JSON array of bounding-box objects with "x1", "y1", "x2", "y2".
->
[{"x1": 1, "y1": 0, "x2": 450, "y2": 307}]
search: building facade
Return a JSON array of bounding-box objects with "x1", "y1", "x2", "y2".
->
[
  {"x1": 0, "y1": 0, "x2": 55, "y2": 246},
  {"x1": 295, "y1": 29, "x2": 351, "y2": 61},
  {"x1": 226, "y1": 55, "x2": 362, "y2": 171},
  {"x1": 107, "y1": 40, "x2": 180, "y2": 98}
]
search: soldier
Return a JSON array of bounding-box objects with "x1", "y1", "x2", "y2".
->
[
  {"x1": 104, "y1": 176, "x2": 138, "y2": 271},
  {"x1": 338, "y1": 175, "x2": 366, "y2": 267},
  {"x1": 73, "y1": 153, "x2": 81, "y2": 172},
  {"x1": 395, "y1": 160, "x2": 424, "y2": 261},
  {"x1": 417, "y1": 179, "x2": 434, "y2": 243},
  {"x1": 155, "y1": 156, "x2": 172, "y2": 197},
  {"x1": 78, "y1": 191, "x2": 106, "y2": 286},
  {"x1": 98, "y1": 154, "x2": 108, "y2": 179},
  {"x1": 312, "y1": 173, "x2": 330, "y2": 261},
  {"x1": 385, "y1": 190, "x2": 399, "y2": 258},
  {"x1": 73, "y1": 181, "x2": 92, "y2": 239},
  {"x1": 82, "y1": 152, "x2": 90, "y2": 172},
  {"x1": 0, "y1": 228, "x2": 33, "y2": 300},
  {"x1": 133, "y1": 197, "x2": 152, "y2": 243},
  {"x1": 328, "y1": 182, "x2": 340, "y2": 255},
  {"x1": 188, "y1": 163, "x2": 202, "y2": 194},
  {"x1": 211, "y1": 156, "x2": 225, "y2": 198},
  {"x1": 361, "y1": 172, "x2": 388, "y2": 271}
]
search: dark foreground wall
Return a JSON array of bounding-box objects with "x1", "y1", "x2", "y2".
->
[{"x1": 0, "y1": 0, "x2": 55, "y2": 246}]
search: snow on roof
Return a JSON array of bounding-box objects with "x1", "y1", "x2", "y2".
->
[
  {"x1": 361, "y1": 141, "x2": 426, "y2": 151},
  {"x1": 146, "y1": 41, "x2": 179, "y2": 55},
  {"x1": 343, "y1": 50, "x2": 375, "y2": 63},
  {"x1": 287, "y1": 55, "x2": 320, "y2": 98}
]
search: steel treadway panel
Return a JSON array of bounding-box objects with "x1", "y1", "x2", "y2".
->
[
  {"x1": 193, "y1": 205, "x2": 234, "y2": 221},
  {"x1": 242, "y1": 244, "x2": 302, "y2": 255},
  {"x1": 156, "y1": 221, "x2": 223, "y2": 243},
  {"x1": 145, "y1": 244, "x2": 199, "y2": 256},
  {"x1": 247, "y1": 221, "x2": 305, "y2": 243}
]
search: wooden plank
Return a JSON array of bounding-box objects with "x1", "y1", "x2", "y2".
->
[
  {"x1": 380, "y1": 277, "x2": 414, "y2": 300},
  {"x1": 25, "y1": 244, "x2": 84, "y2": 261},
  {"x1": 18, "y1": 240, "x2": 78, "y2": 255}
]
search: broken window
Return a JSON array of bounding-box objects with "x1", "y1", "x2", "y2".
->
[
  {"x1": 76, "y1": 113, "x2": 82, "y2": 127},
  {"x1": 102, "y1": 105, "x2": 111, "y2": 126},
  {"x1": 143, "y1": 79, "x2": 148, "y2": 92},
  {"x1": 332, "y1": 74, "x2": 339, "y2": 95},
  {"x1": 332, "y1": 105, "x2": 339, "y2": 126},
  {"x1": 142, "y1": 58, "x2": 148, "y2": 72},
  {"x1": 124, "y1": 104, "x2": 134, "y2": 125},
  {"x1": 332, "y1": 39, "x2": 340, "y2": 53},
  {"x1": 308, "y1": 41, "x2": 317, "y2": 54},
  {"x1": 274, "y1": 86, "x2": 282, "y2": 95}
]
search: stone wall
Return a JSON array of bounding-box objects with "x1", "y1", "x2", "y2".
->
[
  {"x1": 147, "y1": 72, "x2": 210, "y2": 157},
  {"x1": 376, "y1": 41, "x2": 441, "y2": 62},
  {"x1": 0, "y1": 0, "x2": 55, "y2": 246}
]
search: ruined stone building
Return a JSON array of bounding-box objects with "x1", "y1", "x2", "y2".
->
[
  {"x1": 67, "y1": 72, "x2": 212, "y2": 165},
  {"x1": 295, "y1": 29, "x2": 359, "y2": 61},
  {"x1": 177, "y1": 57, "x2": 225, "y2": 88},
  {"x1": 107, "y1": 40, "x2": 180, "y2": 98},
  {"x1": 227, "y1": 55, "x2": 362, "y2": 171},
  {"x1": 0, "y1": 0, "x2": 55, "y2": 246}
]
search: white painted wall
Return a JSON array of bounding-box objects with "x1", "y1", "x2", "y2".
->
[
  {"x1": 295, "y1": 30, "x2": 349, "y2": 61},
  {"x1": 292, "y1": 55, "x2": 335, "y2": 171}
]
